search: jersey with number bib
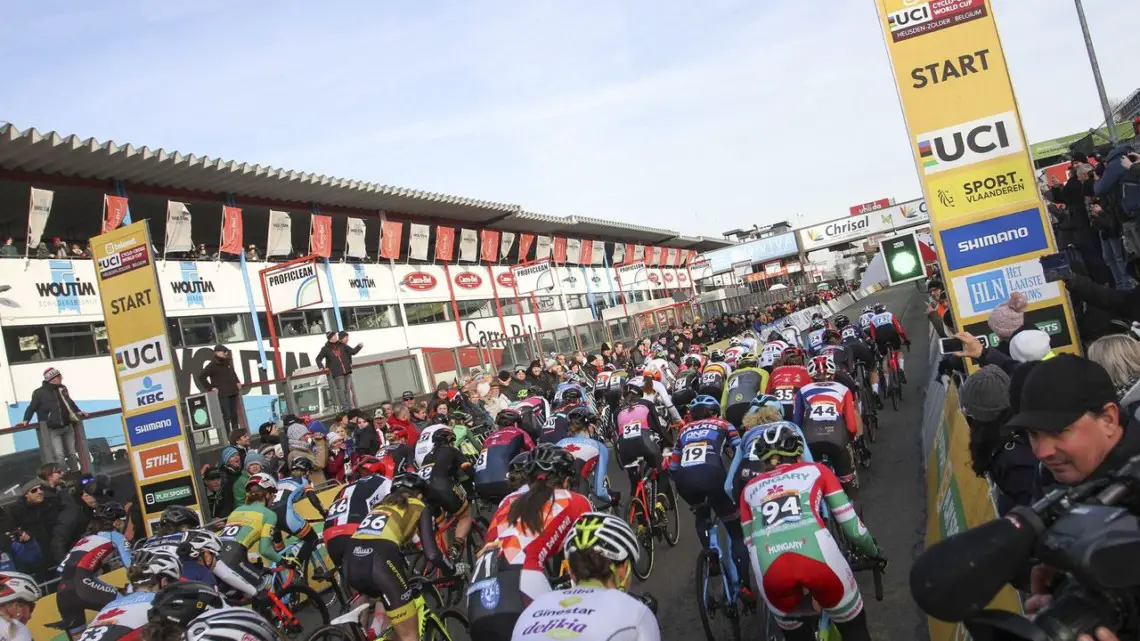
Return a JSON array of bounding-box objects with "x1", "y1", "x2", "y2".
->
[
  {"x1": 511, "y1": 582, "x2": 661, "y2": 641},
  {"x1": 670, "y1": 417, "x2": 738, "y2": 473},
  {"x1": 80, "y1": 591, "x2": 156, "y2": 641},
  {"x1": 858, "y1": 312, "x2": 875, "y2": 329},
  {"x1": 415, "y1": 424, "x2": 447, "y2": 466},
  {"x1": 697, "y1": 365, "x2": 728, "y2": 398},
  {"x1": 760, "y1": 340, "x2": 789, "y2": 368},
  {"x1": 806, "y1": 329, "x2": 829, "y2": 355},
  {"x1": 323, "y1": 475, "x2": 392, "y2": 541},
  {"x1": 481, "y1": 489, "x2": 591, "y2": 571},
  {"x1": 793, "y1": 381, "x2": 858, "y2": 443},
  {"x1": 766, "y1": 365, "x2": 812, "y2": 419},
  {"x1": 351, "y1": 496, "x2": 427, "y2": 546},
  {"x1": 475, "y1": 425, "x2": 535, "y2": 487}
]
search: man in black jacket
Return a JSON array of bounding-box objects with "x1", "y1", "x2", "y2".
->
[
  {"x1": 7, "y1": 480, "x2": 54, "y2": 579},
  {"x1": 200, "y1": 344, "x2": 241, "y2": 431},
  {"x1": 16, "y1": 367, "x2": 85, "y2": 470},
  {"x1": 316, "y1": 332, "x2": 359, "y2": 411},
  {"x1": 50, "y1": 478, "x2": 99, "y2": 565}
]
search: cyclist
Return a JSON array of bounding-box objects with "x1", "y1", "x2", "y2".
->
[
  {"x1": 553, "y1": 383, "x2": 587, "y2": 413},
  {"x1": 475, "y1": 409, "x2": 537, "y2": 506},
  {"x1": 420, "y1": 427, "x2": 475, "y2": 561},
  {"x1": 57, "y1": 501, "x2": 130, "y2": 628},
  {"x1": 794, "y1": 354, "x2": 863, "y2": 502},
  {"x1": 217, "y1": 473, "x2": 281, "y2": 600},
  {"x1": 724, "y1": 340, "x2": 748, "y2": 368},
  {"x1": 511, "y1": 395, "x2": 551, "y2": 442},
  {"x1": 669, "y1": 395, "x2": 751, "y2": 598},
  {"x1": 670, "y1": 362, "x2": 700, "y2": 412},
  {"x1": 0, "y1": 572, "x2": 40, "y2": 641},
  {"x1": 697, "y1": 356, "x2": 730, "y2": 401},
  {"x1": 468, "y1": 444, "x2": 591, "y2": 641},
  {"x1": 369, "y1": 431, "x2": 417, "y2": 479},
  {"x1": 780, "y1": 321, "x2": 802, "y2": 348},
  {"x1": 178, "y1": 529, "x2": 223, "y2": 586},
  {"x1": 182, "y1": 607, "x2": 279, "y2": 641},
  {"x1": 759, "y1": 332, "x2": 790, "y2": 372},
  {"x1": 868, "y1": 302, "x2": 911, "y2": 383},
  {"x1": 767, "y1": 346, "x2": 812, "y2": 421},
  {"x1": 556, "y1": 406, "x2": 613, "y2": 508},
  {"x1": 819, "y1": 328, "x2": 862, "y2": 397},
  {"x1": 135, "y1": 505, "x2": 200, "y2": 555},
  {"x1": 740, "y1": 423, "x2": 884, "y2": 641},
  {"x1": 447, "y1": 409, "x2": 483, "y2": 459},
  {"x1": 142, "y1": 581, "x2": 226, "y2": 640},
  {"x1": 323, "y1": 467, "x2": 393, "y2": 568},
  {"x1": 615, "y1": 380, "x2": 673, "y2": 485},
  {"x1": 725, "y1": 398, "x2": 791, "y2": 500},
  {"x1": 641, "y1": 367, "x2": 682, "y2": 424},
  {"x1": 644, "y1": 348, "x2": 675, "y2": 385},
  {"x1": 83, "y1": 549, "x2": 183, "y2": 641},
  {"x1": 271, "y1": 456, "x2": 329, "y2": 573},
  {"x1": 541, "y1": 402, "x2": 573, "y2": 445},
  {"x1": 512, "y1": 513, "x2": 658, "y2": 641},
  {"x1": 415, "y1": 412, "x2": 450, "y2": 466},
  {"x1": 721, "y1": 353, "x2": 770, "y2": 428},
  {"x1": 346, "y1": 472, "x2": 455, "y2": 641},
  {"x1": 507, "y1": 451, "x2": 533, "y2": 493},
  {"x1": 836, "y1": 314, "x2": 881, "y2": 405}
]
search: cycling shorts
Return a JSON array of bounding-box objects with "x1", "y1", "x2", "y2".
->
[
  {"x1": 215, "y1": 539, "x2": 263, "y2": 599},
  {"x1": 873, "y1": 326, "x2": 901, "y2": 351},
  {"x1": 468, "y1": 566, "x2": 551, "y2": 641},
  {"x1": 427, "y1": 480, "x2": 469, "y2": 517},
  {"x1": 807, "y1": 440, "x2": 857, "y2": 487},
  {"x1": 761, "y1": 543, "x2": 863, "y2": 629},
  {"x1": 325, "y1": 531, "x2": 354, "y2": 569},
  {"x1": 343, "y1": 539, "x2": 418, "y2": 625},
  {"x1": 57, "y1": 570, "x2": 119, "y2": 628},
  {"x1": 616, "y1": 435, "x2": 663, "y2": 474},
  {"x1": 273, "y1": 500, "x2": 309, "y2": 537},
  {"x1": 674, "y1": 466, "x2": 736, "y2": 519}
]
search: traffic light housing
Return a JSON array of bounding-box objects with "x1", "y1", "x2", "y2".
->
[{"x1": 879, "y1": 231, "x2": 925, "y2": 286}]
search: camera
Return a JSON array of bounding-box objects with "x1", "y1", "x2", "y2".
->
[{"x1": 963, "y1": 454, "x2": 1140, "y2": 641}]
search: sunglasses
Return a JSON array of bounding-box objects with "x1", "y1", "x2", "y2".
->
[{"x1": 27, "y1": 486, "x2": 43, "y2": 494}]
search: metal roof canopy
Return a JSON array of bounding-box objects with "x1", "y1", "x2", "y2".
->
[{"x1": 0, "y1": 123, "x2": 732, "y2": 252}]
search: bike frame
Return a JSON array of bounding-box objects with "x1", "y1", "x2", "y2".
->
[
  {"x1": 627, "y1": 464, "x2": 656, "y2": 528},
  {"x1": 706, "y1": 513, "x2": 740, "y2": 601}
]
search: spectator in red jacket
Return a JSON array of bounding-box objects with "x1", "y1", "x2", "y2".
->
[{"x1": 325, "y1": 432, "x2": 347, "y2": 483}]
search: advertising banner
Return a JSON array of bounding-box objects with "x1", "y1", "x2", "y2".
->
[
  {"x1": 849, "y1": 198, "x2": 892, "y2": 216},
  {"x1": 500, "y1": 231, "x2": 516, "y2": 260},
  {"x1": 552, "y1": 237, "x2": 568, "y2": 263},
  {"x1": 612, "y1": 243, "x2": 626, "y2": 264},
  {"x1": 704, "y1": 232, "x2": 799, "y2": 272},
  {"x1": 309, "y1": 214, "x2": 332, "y2": 258},
  {"x1": 690, "y1": 259, "x2": 713, "y2": 281},
  {"x1": 330, "y1": 262, "x2": 398, "y2": 304},
  {"x1": 459, "y1": 228, "x2": 478, "y2": 262},
  {"x1": 535, "y1": 235, "x2": 552, "y2": 260},
  {"x1": 345, "y1": 217, "x2": 368, "y2": 259},
  {"x1": 511, "y1": 260, "x2": 557, "y2": 295},
  {"x1": 480, "y1": 229, "x2": 500, "y2": 263},
  {"x1": 164, "y1": 202, "x2": 193, "y2": 254},
  {"x1": 380, "y1": 220, "x2": 403, "y2": 260},
  {"x1": 875, "y1": 0, "x2": 1078, "y2": 353},
  {"x1": 26, "y1": 187, "x2": 53, "y2": 251},
  {"x1": 263, "y1": 259, "x2": 324, "y2": 313},
  {"x1": 566, "y1": 238, "x2": 581, "y2": 264},
  {"x1": 219, "y1": 206, "x2": 243, "y2": 255},
  {"x1": 435, "y1": 226, "x2": 456, "y2": 262},
  {"x1": 517, "y1": 233, "x2": 534, "y2": 262},
  {"x1": 92, "y1": 220, "x2": 205, "y2": 535},
  {"x1": 408, "y1": 223, "x2": 430, "y2": 261},
  {"x1": 266, "y1": 210, "x2": 293, "y2": 258},
  {"x1": 616, "y1": 261, "x2": 647, "y2": 293},
  {"x1": 103, "y1": 195, "x2": 130, "y2": 232},
  {"x1": 392, "y1": 264, "x2": 448, "y2": 301}
]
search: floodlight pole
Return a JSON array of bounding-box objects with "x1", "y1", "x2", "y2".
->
[{"x1": 1074, "y1": 0, "x2": 1117, "y2": 143}]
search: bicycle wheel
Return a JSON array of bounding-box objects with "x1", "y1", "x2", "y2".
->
[
  {"x1": 305, "y1": 623, "x2": 367, "y2": 641},
  {"x1": 432, "y1": 608, "x2": 471, "y2": 641},
  {"x1": 889, "y1": 374, "x2": 899, "y2": 411},
  {"x1": 279, "y1": 584, "x2": 331, "y2": 636},
  {"x1": 694, "y1": 549, "x2": 741, "y2": 641},
  {"x1": 660, "y1": 482, "x2": 681, "y2": 547},
  {"x1": 628, "y1": 497, "x2": 655, "y2": 581}
]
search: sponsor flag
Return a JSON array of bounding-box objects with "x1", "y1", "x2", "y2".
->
[
  {"x1": 566, "y1": 238, "x2": 581, "y2": 264},
  {"x1": 266, "y1": 210, "x2": 293, "y2": 257},
  {"x1": 220, "y1": 206, "x2": 243, "y2": 255},
  {"x1": 553, "y1": 237, "x2": 568, "y2": 263},
  {"x1": 26, "y1": 187, "x2": 53, "y2": 252},
  {"x1": 164, "y1": 201, "x2": 193, "y2": 253},
  {"x1": 500, "y1": 231, "x2": 516, "y2": 260},
  {"x1": 667, "y1": 247, "x2": 681, "y2": 266},
  {"x1": 592, "y1": 241, "x2": 606, "y2": 265},
  {"x1": 459, "y1": 228, "x2": 478, "y2": 262},
  {"x1": 633, "y1": 245, "x2": 645, "y2": 261},
  {"x1": 408, "y1": 223, "x2": 430, "y2": 261},
  {"x1": 612, "y1": 243, "x2": 626, "y2": 264},
  {"x1": 685, "y1": 249, "x2": 697, "y2": 265},
  {"x1": 535, "y1": 235, "x2": 552, "y2": 260},
  {"x1": 103, "y1": 195, "x2": 130, "y2": 232},
  {"x1": 644, "y1": 246, "x2": 657, "y2": 266},
  {"x1": 518, "y1": 233, "x2": 535, "y2": 262},
  {"x1": 380, "y1": 220, "x2": 403, "y2": 260},
  {"x1": 579, "y1": 239, "x2": 594, "y2": 265},
  {"x1": 480, "y1": 229, "x2": 500, "y2": 263},
  {"x1": 435, "y1": 226, "x2": 456, "y2": 262},
  {"x1": 309, "y1": 214, "x2": 333, "y2": 258},
  {"x1": 345, "y1": 217, "x2": 368, "y2": 259}
]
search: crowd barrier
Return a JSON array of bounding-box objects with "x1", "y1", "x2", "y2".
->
[{"x1": 917, "y1": 325, "x2": 1024, "y2": 641}]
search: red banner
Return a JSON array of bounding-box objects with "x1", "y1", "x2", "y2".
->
[
  {"x1": 685, "y1": 249, "x2": 697, "y2": 265},
  {"x1": 553, "y1": 237, "x2": 568, "y2": 263},
  {"x1": 480, "y1": 229, "x2": 500, "y2": 263},
  {"x1": 517, "y1": 233, "x2": 535, "y2": 262},
  {"x1": 435, "y1": 226, "x2": 456, "y2": 262},
  {"x1": 380, "y1": 220, "x2": 403, "y2": 260},
  {"x1": 624, "y1": 244, "x2": 635, "y2": 265},
  {"x1": 219, "y1": 206, "x2": 244, "y2": 255},
  {"x1": 579, "y1": 239, "x2": 594, "y2": 265},
  {"x1": 103, "y1": 195, "x2": 129, "y2": 232},
  {"x1": 644, "y1": 246, "x2": 657, "y2": 266},
  {"x1": 309, "y1": 214, "x2": 333, "y2": 258}
]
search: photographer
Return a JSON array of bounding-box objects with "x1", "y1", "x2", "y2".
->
[
  {"x1": 960, "y1": 366, "x2": 1037, "y2": 515},
  {"x1": 50, "y1": 477, "x2": 103, "y2": 564}
]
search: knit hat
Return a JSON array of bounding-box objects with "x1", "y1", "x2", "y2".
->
[
  {"x1": 959, "y1": 365, "x2": 1011, "y2": 423},
  {"x1": 220, "y1": 446, "x2": 240, "y2": 468},
  {"x1": 327, "y1": 432, "x2": 344, "y2": 447},
  {"x1": 243, "y1": 451, "x2": 266, "y2": 473},
  {"x1": 988, "y1": 292, "x2": 1028, "y2": 340},
  {"x1": 1010, "y1": 330, "x2": 1052, "y2": 362},
  {"x1": 287, "y1": 423, "x2": 312, "y2": 451},
  {"x1": 307, "y1": 419, "x2": 328, "y2": 435},
  {"x1": 43, "y1": 367, "x2": 61, "y2": 382}
]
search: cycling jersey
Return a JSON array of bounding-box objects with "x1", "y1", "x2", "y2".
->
[
  {"x1": 0, "y1": 618, "x2": 30, "y2": 641},
  {"x1": 476, "y1": 425, "x2": 535, "y2": 502},
  {"x1": 806, "y1": 328, "x2": 828, "y2": 355},
  {"x1": 760, "y1": 340, "x2": 789, "y2": 368},
  {"x1": 615, "y1": 399, "x2": 669, "y2": 471},
  {"x1": 421, "y1": 444, "x2": 470, "y2": 515},
  {"x1": 272, "y1": 475, "x2": 314, "y2": 536},
  {"x1": 540, "y1": 413, "x2": 572, "y2": 445},
  {"x1": 869, "y1": 311, "x2": 907, "y2": 348},
  {"x1": 740, "y1": 461, "x2": 877, "y2": 626},
  {"x1": 374, "y1": 443, "x2": 415, "y2": 479},
  {"x1": 511, "y1": 581, "x2": 660, "y2": 641},
  {"x1": 556, "y1": 435, "x2": 611, "y2": 503},
  {"x1": 83, "y1": 590, "x2": 155, "y2": 641},
  {"x1": 670, "y1": 370, "x2": 699, "y2": 411},
  {"x1": 766, "y1": 365, "x2": 812, "y2": 421},
  {"x1": 323, "y1": 475, "x2": 393, "y2": 544},
  {"x1": 511, "y1": 398, "x2": 551, "y2": 442},
  {"x1": 857, "y1": 312, "x2": 875, "y2": 330},
  {"x1": 57, "y1": 531, "x2": 132, "y2": 628},
  {"x1": 415, "y1": 424, "x2": 447, "y2": 466},
  {"x1": 821, "y1": 345, "x2": 854, "y2": 374},
  {"x1": 724, "y1": 346, "x2": 748, "y2": 366},
  {"x1": 220, "y1": 503, "x2": 280, "y2": 562},
  {"x1": 643, "y1": 358, "x2": 675, "y2": 384},
  {"x1": 696, "y1": 364, "x2": 728, "y2": 400},
  {"x1": 480, "y1": 489, "x2": 592, "y2": 572},
  {"x1": 724, "y1": 421, "x2": 809, "y2": 500},
  {"x1": 793, "y1": 382, "x2": 858, "y2": 440},
  {"x1": 721, "y1": 367, "x2": 771, "y2": 427},
  {"x1": 638, "y1": 377, "x2": 681, "y2": 424},
  {"x1": 668, "y1": 417, "x2": 738, "y2": 474}
]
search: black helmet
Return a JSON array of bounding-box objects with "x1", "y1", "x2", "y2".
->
[
  {"x1": 833, "y1": 314, "x2": 850, "y2": 329},
  {"x1": 290, "y1": 456, "x2": 315, "y2": 474},
  {"x1": 148, "y1": 581, "x2": 226, "y2": 626},
  {"x1": 94, "y1": 502, "x2": 126, "y2": 522},
  {"x1": 496, "y1": 408, "x2": 523, "y2": 428},
  {"x1": 432, "y1": 427, "x2": 456, "y2": 446},
  {"x1": 159, "y1": 505, "x2": 200, "y2": 530},
  {"x1": 527, "y1": 444, "x2": 574, "y2": 482},
  {"x1": 392, "y1": 472, "x2": 428, "y2": 494},
  {"x1": 509, "y1": 451, "x2": 532, "y2": 479},
  {"x1": 562, "y1": 387, "x2": 582, "y2": 403},
  {"x1": 567, "y1": 406, "x2": 593, "y2": 425}
]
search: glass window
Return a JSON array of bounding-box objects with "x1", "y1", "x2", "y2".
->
[
  {"x1": 405, "y1": 302, "x2": 452, "y2": 326},
  {"x1": 342, "y1": 305, "x2": 399, "y2": 330},
  {"x1": 215, "y1": 314, "x2": 250, "y2": 343},
  {"x1": 93, "y1": 323, "x2": 110, "y2": 355},
  {"x1": 456, "y1": 299, "x2": 495, "y2": 320},
  {"x1": 499, "y1": 298, "x2": 521, "y2": 316},
  {"x1": 278, "y1": 310, "x2": 327, "y2": 336},
  {"x1": 166, "y1": 319, "x2": 183, "y2": 348},
  {"x1": 533, "y1": 296, "x2": 561, "y2": 313},
  {"x1": 4, "y1": 326, "x2": 48, "y2": 363},
  {"x1": 180, "y1": 316, "x2": 216, "y2": 347},
  {"x1": 46, "y1": 324, "x2": 98, "y2": 359},
  {"x1": 564, "y1": 295, "x2": 590, "y2": 310}
]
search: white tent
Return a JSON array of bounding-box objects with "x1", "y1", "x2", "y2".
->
[
  {"x1": 769, "y1": 283, "x2": 788, "y2": 291},
  {"x1": 859, "y1": 252, "x2": 889, "y2": 290}
]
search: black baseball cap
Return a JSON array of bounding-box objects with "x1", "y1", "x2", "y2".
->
[
  {"x1": 1006, "y1": 355, "x2": 1117, "y2": 433},
  {"x1": 401, "y1": 390, "x2": 415, "y2": 401},
  {"x1": 213, "y1": 344, "x2": 229, "y2": 353}
]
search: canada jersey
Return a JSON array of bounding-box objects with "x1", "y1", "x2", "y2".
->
[
  {"x1": 59, "y1": 531, "x2": 130, "y2": 575},
  {"x1": 82, "y1": 591, "x2": 156, "y2": 641},
  {"x1": 740, "y1": 461, "x2": 877, "y2": 572},
  {"x1": 324, "y1": 475, "x2": 392, "y2": 541},
  {"x1": 557, "y1": 436, "x2": 611, "y2": 502},
  {"x1": 669, "y1": 418, "x2": 739, "y2": 472},
  {"x1": 481, "y1": 489, "x2": 591, "y2": 571},
  {"x1": 794, "y1": 382, "x2": 858, "y2": 440},
  {"x1": 760, "y1": 341, "x2": 788, "y2": 368}
]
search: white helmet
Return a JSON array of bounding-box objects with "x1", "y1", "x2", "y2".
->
[
  {"x1": 0, "y1": 572, "x2": 40, "y2": 604},
  {"x1": 245, "y1": 472, "x2": 277, "y2": 492},
  {"x1": 729, "y1": 337, "x2": 741, "y2": 347},
  {"x1": 181, "y1": 529, "x2": 222, "y2": 559},
  {"x1": 186, "y1": 607, "x2": 277, "y2": 641},
  {"x1": 131, "y1": 549, "x2": 182, "y2": 583},
  {"x1": 564, "y1": 512, "x2": 639, "y2": 563}
]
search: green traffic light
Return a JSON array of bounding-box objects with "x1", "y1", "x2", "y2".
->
[
  {"x1": 193, "y1": 408, "x2": 209, "y2": 426},
  {"x1": 891, "y1": 251, "x2": 917, "y2": 276}
]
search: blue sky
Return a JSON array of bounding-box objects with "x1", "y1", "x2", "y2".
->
[{"x1": 2, "y1": 1, "x2": 1135, "y2": 236}]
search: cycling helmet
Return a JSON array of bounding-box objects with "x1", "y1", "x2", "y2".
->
[
  {"x1": 245, "y1": 472, "x2": 277, "y2": 492},
  {"x1": 781, "y1": 346, "x2": 805, "y2": 365},
  {"x1": 643, "y1": 367, "x2": 663, "y2": 383},
  {"x1": 683, "y1": 355, "x2": 702, "y2": 369},
  {"x1": 873, "y1": 302, "x2": 886, "y2": 313},
  {"x1": 290, "y1": 456, "x2": 315, "y2": 474},
  {"x1": 391, "y1": 472, "x2": 429, "y2": 494},
  {"x1": 185, "y1": 606, "x2": 278, "y2": 641},
  {"x1": 862, "y1": 305, "x2": 874, "y2": 313},
  {"x1": 508, "y1": 451, "x2": 532, "y2": 480},
  {"x1": 566, "y1": 406, "x2": 593, "y2": 425},
  {"x1": 810, "y1": 318, "x2": 826, "y2": 330},
  {"x1": 0, "y1": 572, "x2": 40, "y2": 604},
  {"x1": 564, "y1": 512, "x2": 639, "y2": 563},
  {"x1": 562, "y1": 387, "x2": 583, "y2": 403},
  {"x1": 752, "y1": 423, "x2": 805, "y2": 461},
  {"x1": 750, "y1": 394, "x2": 783, "y2": 414},
  {"x1": 496, "y1": 408, "x2": 523, "y2": 428},
  {"x1": 159, "y1": 505, "x2": 200, "y2": 530},
  {"x1": 625, "y1": 378, "x2": 646, "y2": 395},
  {"x1": 709, "y1": 350, "x2": 725, "y2": 363},
  {"x1": 180, "y1": 529, "x2": 222, "y2": 560},
  {"x1": 729, "y1": 337, "x2": 741, "y2": 347},
  {"x1": 811, "y1": 312, "x2": 823, "y2": 320},
  {"x1": 822, "y1": 328, "x2": 841, "y2": 344},
  {"x1": 807, "y1": 354, "x2": 836, "y2": 379},
  {"x1": 527, "y1": 443, "x2": 575, "y2": 481},
  {"x1": 689, "y1": 395, "x2": 721, "y2": 417},
  {"x1": 432, "y1": 427, "x2": 457, "y2": 446},
  {"x1": 833, "y1": 314, "x2": 850, "y2": 329},
  {"x1": 653, "y1": 347, "x2": 668, "y2": 359},
  {"x1": 738, "y1": 354, "x2": 759, "y2": 369},
  {"x1": 94, "y1": 501, "x2": 127, "y2": 522},
  {"x1": 448, "y1": 410, "x2": 472, "y2": 425},
  {"x1": 131, "y1": 549, "x2": 182, "y2": 583},
  {"x1": 149, "y1": 581, "x2": 226, "y2": 626},
  {"x1": 689, "y1": 345, "x2": 703, "y2": 354}
]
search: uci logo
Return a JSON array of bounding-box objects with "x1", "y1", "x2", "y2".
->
[
  {"x1": 887, "y1": 3, "x2": 930, "y2": 31},
  {"x1": 915, "y1": 111, "x2": 1023, "y2": 175},
  {"x1": 114, "y1": 336, "x2": 168, "y2": 375}
]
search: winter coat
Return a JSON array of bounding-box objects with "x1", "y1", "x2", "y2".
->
[
  {"x1": 22, "y1": 381, "x2": 82, "y2": 430},
  {"x1": 200, "y1": 357, "x2": 241, "y2": 397}
]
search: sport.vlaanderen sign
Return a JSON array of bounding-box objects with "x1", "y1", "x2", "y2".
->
[{"x1": 874, "y1": 0, "x2": 1079, "y2": 354}]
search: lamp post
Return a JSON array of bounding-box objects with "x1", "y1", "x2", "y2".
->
[{"x1": 1074, "y1": 0, "x2": 1118, "y2": 144}]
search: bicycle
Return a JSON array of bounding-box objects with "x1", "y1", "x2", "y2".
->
[
  {"x1": 305, "y1": 575, "x2": 469, "y2": 641},
  {"x1": 692, "y1": 501, "x2": 755, "y2": 641},
  {"x1": 622, "y1": 451, "x2": 680, "y2": 581},
  {"x1": 285, "y1": 531, "x2": 354, "y2": 618},
  {"x1": 227, "y1": 559, "x2": 331, "y2": 640},
  {"x1": 881, "y1": 346, "x2": 903, "y2": 411},
  {"x1": 854, "y1": 361, "x2": 879, "y2": 445}
]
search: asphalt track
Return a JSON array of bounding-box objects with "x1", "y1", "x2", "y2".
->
[{"x1": 632, "y1": 284, "x2": 932, "y2": 641}]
